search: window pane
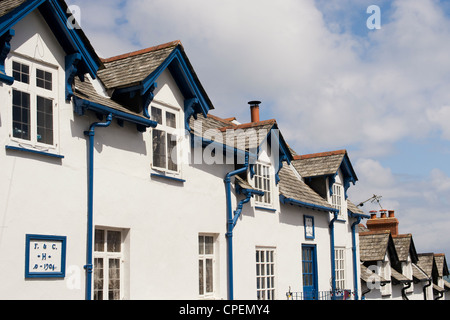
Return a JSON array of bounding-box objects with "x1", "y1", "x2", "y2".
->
[
  {"x1": 108, "y1": 258, "x2": 120, "y2": 300},
  {"x1": 199, "y1": 260, "x2": 204, "y2": 295},
  {"x1": 167, "y1": 133, "x2": 177, "y2": 172},
  {"x1": 205, "y1": 236, "x2": 213, "y2": 254},
  {"x1": 95, "y1": 230, "x2": 105, "y2": 252},
  {"x1": 151, "y1": 107, "x2": 162, "y2": 124},
  {"x1": 198, "y1": 236, "x2": 204, "y2": 254},
  {"x1": 152, "y1": 129, "x2": 166, "y2": 168},
  {"x1": 107, "y1": 231, "x2": 121, "y2": 252},
  {"x1": 94, "y1": 258, "x2": 104, "y2": 300},
  {"x1": 36, "y1": 96, "x2": 53, "y2": 145},
  {"x1": 166, "y1": 111, "x2": 176, "y2": 128},
  {"x1": 12, "y1": 90, "x2": 30, "y2": 140},
  {"x1": 206, "y1": 259, "x2": 213, "y2": 293},
  {"x1": 13, "y1": 61, "x2": 29, "y2": 84}
]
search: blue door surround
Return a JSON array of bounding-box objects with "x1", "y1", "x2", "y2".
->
[{"x1": 302, "y1": 244, "x2": 318, "y2": 300}]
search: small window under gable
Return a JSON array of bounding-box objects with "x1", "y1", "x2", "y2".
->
[
  {"x1": 332, "y1": 183, "x2": 344, "y2": 220},
  {"x1": 151, "y1": 102, "x2": 180, "y2": 174},
  {"x1": 253, "y1": 161, "x2": 273, "y2": 207}
]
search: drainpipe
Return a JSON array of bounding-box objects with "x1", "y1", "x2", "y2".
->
[
  {"x1": 329, "y1": 211, "x2": 338, "y2": 300},
  {"x1": 224, "y1": 154, "x2": 249, "y2": 300},
  {"x1": 350, "y1": 214, "x2": 362, "y2": 300},
  {"x1": 423, "y1": 279, "x2": 432, "y2": 300},
  {"x1": 401, "y1": 282, "x2": 411, "y2": 300},
  {"x1": 83, "y1": 113, "x2": 113, "y2": 300}
]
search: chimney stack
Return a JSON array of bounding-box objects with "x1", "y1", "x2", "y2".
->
[
  {"x1": 366, "y1": 209, "x2": 399, "y2": 236},
  {"x1": 248, "y1": 101, "x2": 261, "y2": 123}
]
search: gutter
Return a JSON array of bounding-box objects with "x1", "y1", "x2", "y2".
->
[{"x1": 224, "y1": 154, "x2": 263, "y2": 300}]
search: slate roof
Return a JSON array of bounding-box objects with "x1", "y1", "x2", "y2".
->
[
  {"x1": 391, "y1": 268, "x2": 412, "y2": 283},
  {"x1": 434, "y1": 254, "x2": 449, "y2": 277},
  {"x1": 0, "y1": 0, "x2": 27, "y2": 17},
  {"x1": 347, "y1": 199, "x2": 365, "y2": 215},
  {"x1": 278, "y1": 164, "x2": 334, "y2": 210},
  {"x1": 292, "y1": 150, "x2": 347, "y2": 178},
  {"x1": 412, "y1": 263, "x2": 430, "y2": 282},
  {"x1": 360, "y1": 264, "x2": 389, "y2": 284},
  {"x1": 74, "y1": 77, "x2": 147, "y2": 120},
  {"x1": 416, "y1": 253, "x2": 435, "y2": 278},
  {"x1": 359, "y1": 230, "x2": 394, "y2": 262},
  {"x1": 392, "y1": 234, "x2": 414, "y2": 262},
  {"x1": 98, "y1": 40, "x2": 180, "y2": 90}
]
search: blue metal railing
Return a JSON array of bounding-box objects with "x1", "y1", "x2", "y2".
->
[{"x1": 286, "y1": 289, "x2": 353, "y2": 300}]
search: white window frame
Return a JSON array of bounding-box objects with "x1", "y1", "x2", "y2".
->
[
  {"x1": 8, "y1": 55, "x2": 59, "y2": 152},
  {"x1": 332, "y1": 183, "x2": 344, "y2": 219},
  {"x1": 335, "y1": 247, "x2": 346, "y2": 290},
  {"x1": 150, "y1": 101, "x2": 180, "y2": 175},
  {"x1": 253, "y1": 161, "x2": 273, "y2": 208},
  {"x1": 198, "y1": 234, "x2": 217, "y2": 299},
  {"x1": 256, "y1": 247, "x2": 276, "y2": 300},
  {"x1": 94, "y1": 228, "x2": 124, "y2": 300}
]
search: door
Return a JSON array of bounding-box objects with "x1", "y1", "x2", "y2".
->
[{"x1": 302, "y1": 245, "x2": 318, "y2": 300}]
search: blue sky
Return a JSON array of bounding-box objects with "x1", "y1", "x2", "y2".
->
[{"x1": 67, "y1": 0, "x2": 450, "y2": 259}]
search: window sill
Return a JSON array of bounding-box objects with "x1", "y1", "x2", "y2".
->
[
  {"x1": 255, "y1": 206, "x2": 277, "y2": 212},
  {"x1": 5, "y1": 145, "x2": 64, "y2": 159},
  {"x1": 151, "y1": 172, "x2": 185, "y2": 183}
]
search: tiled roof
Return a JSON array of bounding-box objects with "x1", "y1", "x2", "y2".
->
[
  {"x1": 359, "y1": 231, "x2": 391, "y2": 262},
  {"x1": 97, "y1": 40, "x2": 180, "y2": 90},
  {"x1": 412, "y1": 263, "x2": 430, "y2": 282},
  {"x1": 292, "y1": 150, "x2": 346, "y2": 178},
  {"x1": 434, "y1": 254, "x2": 449, "y2": 277},
  {"x1": 416, "y1": 253, "x2": 435, "y2": 277},
  {"x1": 74, "y1": 77, "x2": 147, "y2": 119},
  {"x1": 360, "y1": 264, "x2": 389, "y2": 284},
  {"x1": 392, "y1": 234, "x2": 412, "y2": 262},
  {"x1": 0, "y1": 0, "x2": 26, "y2": 17},
  {"x1": 391, "y1": 268, "x2": 412, "y2": 283},
  {"x1": 278, "y1": 164, "x2": 333, "y2": 210},
  {"x1": 347, "y1": 199, "x2": 365, "y2": 215}
]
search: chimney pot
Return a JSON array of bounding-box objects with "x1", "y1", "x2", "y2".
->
[
  {"x1": 388, "y1": 210, "x2": 395, "y2": 218},
  {"x1": 248, "y1": 100, "x2": 261, "y2": 123},
  {"x1": 380, "y1": 209, "x2": 387, "y2": 218},
  {"x1": 369, "y1": 210, "x2": 377, "y2": 219}
]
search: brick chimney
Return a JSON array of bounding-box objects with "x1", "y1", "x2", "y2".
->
[
  {"x1": 248, "y1": 101, "x2": 261, "y2": 123},
  {"x1": 366, "y1": 210, "x2": 399, "y2": 236}
]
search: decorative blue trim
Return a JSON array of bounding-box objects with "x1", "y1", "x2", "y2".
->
[
  {"x1": 142, "y1": 82, "x2": 157, "y2": 118},
  {"x1": 0, "y1": 28, "x2": 14, "y2": 85},
  {"x1": 280, "y1": 195, "x2": 339, "y2": 213},
  {"x1": 151, "y1": 173, "x2": 185, "y2": 183},
  {"x1": 65, "y1": 53, "x2": 82, "y2": 101},
  {"x1": 255, "y1": 206, "x2": 276, "y2": 212},
  {"x1": 25, "y1": 234, "x2": 67, "y2": 278},
  {"x1": 5, "y1": 145, "x2": 64, "y2": 159},
  {"x1": 304, "y1": 215, "x2": 315, "y2": 239},
  {"x1": 0, "y1": 0, "x2": 46, "y2": 36},
  {"x1": 184, "y1": 98, "x2": 199, "y2": 131}
]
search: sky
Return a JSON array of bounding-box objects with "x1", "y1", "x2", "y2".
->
[{"x1": 66, "y1": 0, "x2": 450, "y2": 259}]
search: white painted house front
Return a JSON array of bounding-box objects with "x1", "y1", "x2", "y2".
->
[{"x1": 0, "y1": 0, "x2": 368, "y2": 300}]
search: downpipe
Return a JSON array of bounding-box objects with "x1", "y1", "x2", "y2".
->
[
  {"x1": 351, "y1": 215, "x2": 362, "y2": 300},
  {"x1": 224, "y1": 155, "x2": 249, "y2": 300},
  {"x1": 329, "y1": 211, "x2": 338, "y2": 300},
  {"x1": 83, "y1": 113, "x2": 113, "y2": 300}
]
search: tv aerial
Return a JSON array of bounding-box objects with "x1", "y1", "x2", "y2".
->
[{"x1": 357, "y1": 194, "x2": 383, "y2": 209}]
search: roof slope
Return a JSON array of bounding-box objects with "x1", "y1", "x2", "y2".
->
[
  {"x1": 98, "y1": 40, "x2": 180, "y2": 90},
  {"x1": 278, "y1": 164, "x2": 334, "y2": 210},
  {"x1": 293, "y1": 150, "x2": 347, "y2": 178},
  {"x1": 0, "y1": 0, "x2": 27, "y2": 17},
  {"x1": 359, "y1": 231, "x2": 392, "y2": 262},
  {"x1": 393, "y1": 234, "x2": 413, "y2": 262},
  {"x1": 417, "y1": 253, "x2": 435, "y2": 277}
]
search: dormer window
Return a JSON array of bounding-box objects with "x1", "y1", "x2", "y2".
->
[
  {"x1": 151, "y1": 103, "x2": 179, "y2": 173},
  {"x1": 332, "y1": 183, "x2": 344, "y2": 219},
  {"x1": 253, "y1": 162, "x2": 273, "y2": 207}
]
